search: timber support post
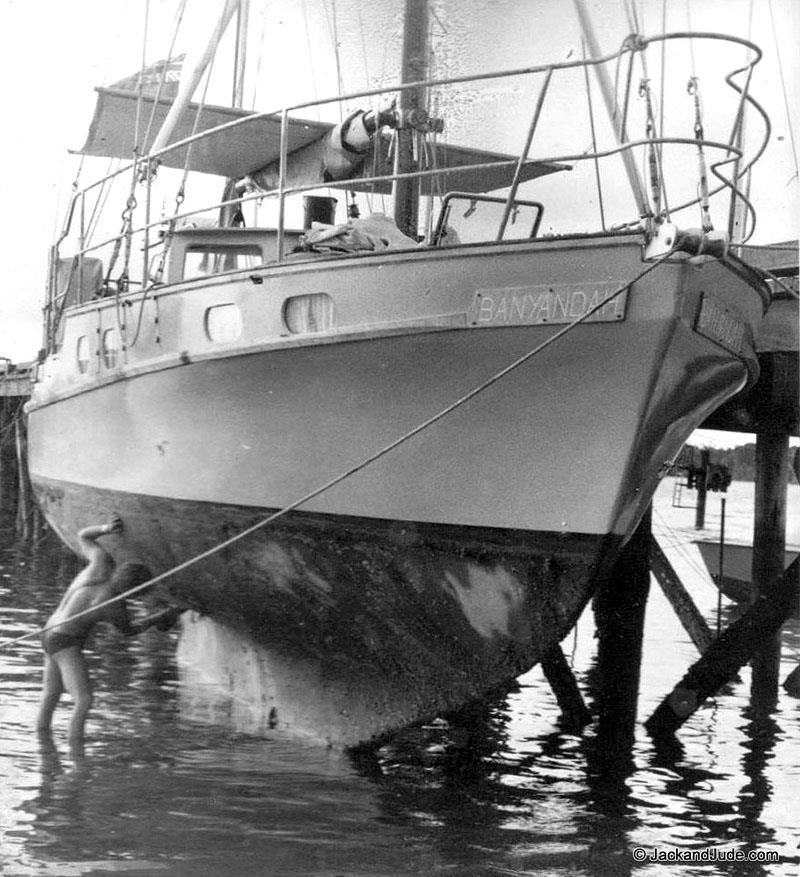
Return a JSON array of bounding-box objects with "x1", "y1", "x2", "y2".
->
[
  {"x1": 593, "y1": 507, "x2": 652, "y2": 754},
  {"x1": 645, "y1": 557, "x2": 799, "y2": 737},
  {"x1": 0, "y1": 365, "x2": 36, "y2": 538},
  {"x1": 649, "y1": 536, "x2": 713, "y2": 654},
  {"x1": 14, "y1": 416, "x2": 30, "y2": 541},
  {"x1": 750, "y1": 428, "x2": 789, "y2": 711},
  {"x1": 541, "y1": 645, "x2": 592, "y2": 731},
  {"x1": 694, "y1": 448, "x2": 710, "y2": 530}
]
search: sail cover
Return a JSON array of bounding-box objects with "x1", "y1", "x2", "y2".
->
[{"x1": 79, "y1": 87, "x2": 567, "y2": 191}]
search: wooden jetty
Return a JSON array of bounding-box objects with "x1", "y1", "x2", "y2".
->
[
  {"x1": 0, "y1": 360, "x2": 38, "y2": 539},
  {"x1": 642, "y1": 243, "x2": 800, "y2": 733},
  {"x1": 540, "y1": 243, "x2": 800, "y2": 740}
]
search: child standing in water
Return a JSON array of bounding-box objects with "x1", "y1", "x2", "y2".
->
[{"x1": 36, "y1": 514, "x2": 178, "y2": 748}]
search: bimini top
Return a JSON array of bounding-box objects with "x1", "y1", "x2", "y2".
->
[{"x1": 78, "y1": 87, "x2": 567, "y2": 193}]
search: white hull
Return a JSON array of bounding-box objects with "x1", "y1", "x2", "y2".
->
[{"x1": 28, "y1": 235, "x2": 767, "y2": 744}]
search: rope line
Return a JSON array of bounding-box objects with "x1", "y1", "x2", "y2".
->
[{"x1": 0, "y1": 254, "x2": 670, "y2": 651}]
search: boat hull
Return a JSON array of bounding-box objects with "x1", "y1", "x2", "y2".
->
[
  {"x1": 32, "y1": 477, "x2": 610, "y2": 744},
  {"x1": 27, "y1": 236, "x2": 767, "y2": 744},
  {"x1": 694, "y1": 539, "x2": 800, "y2": 604}
]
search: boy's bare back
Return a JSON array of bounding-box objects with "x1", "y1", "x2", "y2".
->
[{"x1": 45, "y1": 515, "x2": 125, "y2": 637}]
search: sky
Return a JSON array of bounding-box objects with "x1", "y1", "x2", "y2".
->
[{"x1": 0, "y1": 1, "x2": 796, "y2": 458}]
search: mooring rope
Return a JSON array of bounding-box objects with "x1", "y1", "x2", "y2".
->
[{"x1": 0, "y1": 253, "x2": 672, "y2": 651}]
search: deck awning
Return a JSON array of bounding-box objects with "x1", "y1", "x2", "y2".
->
[
  {"x1": 79, "y1": 87, "x2": 568, "y2": 192},
  {"x1": 79, "y1": 88, "x2": 331, "y2": 179}
]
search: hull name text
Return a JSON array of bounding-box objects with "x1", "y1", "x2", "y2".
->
[{"x1": 468, "y1": 282, "x2": 628, "y2": 327}]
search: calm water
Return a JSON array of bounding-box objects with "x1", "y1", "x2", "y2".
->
[{"x1": 1, "y1": 479, "x2": 799, "y2": 877}]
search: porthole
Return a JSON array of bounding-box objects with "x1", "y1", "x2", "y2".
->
[
  {"x1": 76, "y1": 335, "x2": 90, "y2": 374},
  {"x1": 283, "y1": 294, "x2": 334, "y2": 334},
  {"x1": 205, "y1": 303, "x2": 242, "y2": 343},
  {"x1": 102, "y1": 327, "x2": 119, "y2": 368}
]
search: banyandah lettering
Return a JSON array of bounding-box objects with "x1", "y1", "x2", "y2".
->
[
  {"x1": 468, "y1": 282, "x2": 627, "y2": 327},
  {"x1": 695, "y1": 294, "x2": 746, "y2": 355}
]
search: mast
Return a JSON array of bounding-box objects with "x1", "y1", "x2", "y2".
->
[
  {"x1": 393, "y1": 0, "x2": 429, "y2": 239},
  {"x1": 222, "y1": 0, "x2": 250, "y2": 230},
  {"x1": 571, "y1": 0, "x2": 650, "y2": 222},
  {"x1": 150, "y1": 0, "x2": 240, "y2": 157},
  {"x1": 232, "y1": 0, "x2": 249, "y2": 108}
]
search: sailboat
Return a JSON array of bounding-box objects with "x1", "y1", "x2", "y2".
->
[{"x1": 26, "y1": 0, "x2": 773, "y2": 745}]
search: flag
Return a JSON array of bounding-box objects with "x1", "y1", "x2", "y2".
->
[{"x1": 110, "y1": 56, "x2": 185, "y2": 100}]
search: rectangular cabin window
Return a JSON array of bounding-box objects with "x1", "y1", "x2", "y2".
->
[
  {"x1": 183, "y1": 245, "x2": 263, "y2": 280},
  {"x1": 283, "y1": 294, "x2": 334, "y2": 334},
  {"x1": 433, "y1": 194, "x2": 543, "y2": 246}
]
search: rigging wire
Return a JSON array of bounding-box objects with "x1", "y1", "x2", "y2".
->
[
  {"x1": 141, "y1": 0, "x2": 189, "y2": 152},
  {"x1": 134, "y1": 54, "x2": 217, "y2": 346},
  {"x1": 651, "y1": 507, "x2": 718, "y2": 589},
  {"x1": 767, "y1": 0, "x2": 799, "y2": 182},
  {"x1": 685, "y1": 0, "x2": 697, "y2": 78},
  {"x1": 355, "y1": 0, "x2": 371, "y2": 85},
  {"x1": 582, "y1": 40, "x2": 607, "y2": 230},
  {"x1": 86, "y1": 159, "x2": 120, "y2": 246},
  {"x1": 133, "y1": 0, "x2": 151, "y2": 154},
  {"x1": 323, "y1": 0, "x2": 345, "y2": 122},
  {"x1": 659, "y1": 0, "x2": 667, "y2": 164},
  {"x1": 688, "y1": 76, "x2": 713, "y2": 231},
  {"x1": 250, "y1": 0, "x2": 270, "y2": 111},
  {"x1": 0, "y1": 254, "x2": 673, "y2": 651},
  {"x1": 123, "y1": 53, "x2": 219, "y2": 351},
  {"x1": 632, "y1": 0, "x2": 670, "y2": 219}
]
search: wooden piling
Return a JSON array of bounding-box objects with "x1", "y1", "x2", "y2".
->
[
  {"x1": 593, "y1": 507, "x2": 652, "y2": 751},
  {"x1": 0, "y1": 398, "x2": 20, "y2": 529},
  {"x1": 644, "y1": 557, "x2": 799, "y2": 737},
  {"x1": 0, "y1": 401, "x2": 6, "y2": 516},
  {"x1": 14, "y1": 416, "x2": 30, "y2": 541},
  {"x1": 541, "y1": 645, "x2": 592, "y2": 731},
  {"x1": 750, "y1": 429, "x2": 789, "y2": 711},
  {"x1": 1, "y1": 366, "x2": 34, "y2": 533},
  {"x1": 0, "y1": 376, "x2": 37, "y2": 540},
  {"x1": 649, "y1": 536, "x2": 713, "y2": 654},
  {"x1": 694, "y1": 448, "x2": 709, "y2": 530}
]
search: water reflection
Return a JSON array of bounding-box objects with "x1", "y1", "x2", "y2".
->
[
  {"x1": 2, "y1": 520, "x2": 799, "y2": 876},
  {"x1": 736, "y1": 709, "x2": 779, "y2": 851}
]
